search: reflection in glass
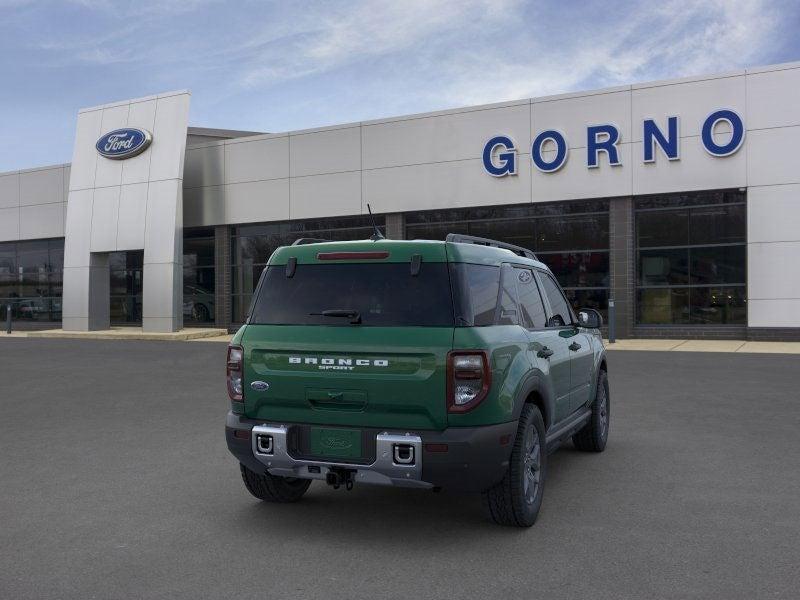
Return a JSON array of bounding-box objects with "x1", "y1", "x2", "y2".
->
[
  {"x1": 635, "y1": 190, "x2": 746, "y2": 325},
  {"x1": 0, "y1": 238, "x2": 65, "y2": 323},
  {"x1": 231, "y1": 215, "x2": 385, "y2": 323},
  {"x1": 405, "y1": 201, "x2": 611, "y2": 319}
]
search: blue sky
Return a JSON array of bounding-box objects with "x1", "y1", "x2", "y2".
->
[{"x1": 1, "y1": 0, "x2": 798, "y2": 171}]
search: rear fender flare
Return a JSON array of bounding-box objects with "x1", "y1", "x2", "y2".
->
[{"x1": 511, "y1": 371, "x2": 556, "y2": 431}]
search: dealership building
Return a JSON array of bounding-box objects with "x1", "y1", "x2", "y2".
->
[{"x1": 1, "y1": 60, "x2": 799, "y2": 339}]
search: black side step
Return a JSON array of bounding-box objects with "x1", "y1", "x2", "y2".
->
[{"x1": 545, "y1": 407, "x2": 591, "y2": 454}]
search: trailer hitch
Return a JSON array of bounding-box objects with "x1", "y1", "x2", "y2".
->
[{"x1": 325, "y1": 467, "x2": 356, "y2": 491}]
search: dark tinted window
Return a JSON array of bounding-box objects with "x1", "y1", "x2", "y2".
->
[
  {"x1": 0, "y1": 238, "x2": 64, "y2": 323},
  {"x1": 450, "y1": 263, "x2": 500, "y2": 326},
  {"x1": 689, "y1": 246, "x2": 746, "y2": 285},
  {"x1": 639, "y1": 249, "x2": 689, "y2": 286},
  {"x1": 536, "y1": 214, "x2": 608, "y2": 251},
  {"x1": 689, "y1": 205, "x2": 746, "y2": 245},
  {"x1": 231, "y1": 215, "x2": 384, "y2": 322},
  {"x1": 540, "y1": 251, "x2": 609, "y2": 288},
  {"x1": 515, "y1": 268, "x2": 547, "y2": 328},
  {"x1": 635, "y1": 189, "x2": 746, "y2": 325},
  {"x1": 405, "y1": 200, "x2": 611, "y2": 320},
  {"x1": 540, "y1": 272, "x2": 572, "y2": 327},
  {"x1": 250, "y1": 263, "x2": 453, "y2": 327},
  {"x1": 637, "y1": 210, "x2": 688, "y2": 247}
]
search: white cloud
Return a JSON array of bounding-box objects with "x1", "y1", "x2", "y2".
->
[
  {"x1": 216, "y1": 0, "x2": 785, "y2": 116},
  {"x1": 236, "y1": 0, "x2": 522, "y2": 88},
  {"x1": 434, "y1": 0, "x2": 783, "y2": 106}
]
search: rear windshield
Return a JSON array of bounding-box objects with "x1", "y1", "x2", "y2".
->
[{"x1": 249, "y1": 263, "x2": 454, "y2": 327}]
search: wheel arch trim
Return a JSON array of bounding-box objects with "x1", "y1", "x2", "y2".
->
[{"x1": 512, "y1": 371, "x2": 555, "y2": 431}]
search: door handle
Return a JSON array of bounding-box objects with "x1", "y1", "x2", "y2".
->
[
  {"x1": 537, "y1": 346, "x2": 554, "y2": 359},
  {"x1": 568, "y1": 342, "x2": 582, "y2": 351}
]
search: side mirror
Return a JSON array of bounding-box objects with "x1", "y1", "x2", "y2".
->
[{"x1": 577, "y1": 308, "x2": 603, "y2": 329}]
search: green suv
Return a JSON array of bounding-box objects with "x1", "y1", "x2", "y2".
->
[{"x1": 225, "y1": 234, "x2": 609, "y2": 526}]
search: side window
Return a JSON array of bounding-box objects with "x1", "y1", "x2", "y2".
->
[
  {"x1": 515, "y1": 268, "x2": 547, "y2": 329},
  {"x1": 496, "y1": 264, "x2": 519, "y2": 325},
  {"x1": 450, "y1": 263, "x2": 500, "y2": 326},
  {"x1": 539, "y1": 272, "x2": 573, "y2": 327}
]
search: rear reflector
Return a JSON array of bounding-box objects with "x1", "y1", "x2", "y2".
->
[
  {"x1": 317, "y1": 251, "x2": 390, "y2": 260},
  {"x1": 233, "y1": 429, "x2": 250, "y2": 440},
  {"x1": 424, "y1": 443, "x2": 449, "y2": 453}
]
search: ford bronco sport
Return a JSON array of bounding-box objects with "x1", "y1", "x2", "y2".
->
[{"x1": 225, "y1": 234, "x2": 609, "y2": 527}]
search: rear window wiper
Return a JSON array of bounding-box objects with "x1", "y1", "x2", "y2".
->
[{"x1": 310, "y1": 309, "x2": 362, "y2": 325}]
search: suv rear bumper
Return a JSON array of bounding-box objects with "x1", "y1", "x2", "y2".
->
[{"x1": 226, "y1": 412, "x2": 517, "y2": 493}]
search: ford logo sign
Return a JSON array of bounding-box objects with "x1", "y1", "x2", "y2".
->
[
  {"x1": 95, "y1": 128, "x2": 152, "y2": 160},
  {"x1": 250, "y1": 381, "x2": 270, "y2": 392}
]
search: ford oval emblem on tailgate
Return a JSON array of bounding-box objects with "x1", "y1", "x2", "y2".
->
[{"x1": 250, "y1": 381, "x2": 270, "y2": 391}]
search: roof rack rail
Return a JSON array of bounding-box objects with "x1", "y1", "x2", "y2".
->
[
  {"x1": 445, "y1": 233, "x2": 537, "y2": 260},
  {"x1": 291, "y1": 238, "x2": 330, "y2": 246}
]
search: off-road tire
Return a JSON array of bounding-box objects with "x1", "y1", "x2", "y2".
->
[
  {"x1": 481, "y1": 404, "x2": 546, "y2": 527},
  {"x1": 572, "y1": 369, "x2": 610, "y2": 452},
  {"x1": 240, "y1": 464, "x2": 312, "y2": 503}
]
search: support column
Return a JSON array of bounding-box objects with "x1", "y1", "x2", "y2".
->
[
  {"x1": 87, "y1": 253, "x2": 110, "y2": 330},
  {"x1": 608, "y1": 197, "x2": 634, "y2": 339},
  {"x1": 63, "y1": 252, "x2": 110, "y2": 331},
  {"x1": 142, "y1": 179, "x2": 184, "y2": 333},
  {"x1": 214, "y1": 225, "x2": 232, "y2": 330}
]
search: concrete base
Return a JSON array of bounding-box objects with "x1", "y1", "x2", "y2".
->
[{"x1": 22, "y1": 327, "x2": 227, "y2": 341}]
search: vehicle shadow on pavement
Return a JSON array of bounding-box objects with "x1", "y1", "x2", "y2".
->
[{"x1": 225, "y1": 445, "x2": 591, "y2": 540}]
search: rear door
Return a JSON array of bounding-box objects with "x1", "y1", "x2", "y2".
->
[{"x1": 241, "y1": 259, "x2": 454, "y2": 431}]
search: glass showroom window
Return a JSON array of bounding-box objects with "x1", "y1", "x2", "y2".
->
[
  {"x1": 405, "y1": 201, "x2": 610, "y2": 319},
  {"x1": 109, "y1": 251, "x2": 144, "y2": 325},
  {"x1": 230, "y1": 215, "x2": 385, "y2": 323},
  {"x1": 635, "y1": 190, "x2": 746, "y2": 325},
  {"x1": 0, "y1": 238, "x2": 64, "y2": 323},
  {"x1": 184, "y1": 228, "x2": 216, "y2": 325}
]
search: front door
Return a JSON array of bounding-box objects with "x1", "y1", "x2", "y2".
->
[
  {"x1": 567, "y1": 330, "x2": 594, "y2": 411},
  {"x1": 535, "y1": 271, "x2": 591, "y2": 416},
  {"x1": 514, "y1": 266, "x2": 572, "y2": 424}
]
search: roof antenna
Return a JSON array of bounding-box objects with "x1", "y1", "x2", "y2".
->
[{"x1": 366, "y1": 203, "x2": 385, "y2": 241}]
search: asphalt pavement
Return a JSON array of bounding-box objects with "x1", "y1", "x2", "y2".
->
[{"x1": 1, "y1": 338, "x2": 798, "y2": 599}]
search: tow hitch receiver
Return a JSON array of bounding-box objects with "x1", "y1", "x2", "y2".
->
[{"x1": 326, "y1": 467, "x2": 357, "y2": 490}]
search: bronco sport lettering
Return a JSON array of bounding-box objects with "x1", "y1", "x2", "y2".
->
[{"x1": 289, "y1": 357, "x2": 389, "y2": 369}]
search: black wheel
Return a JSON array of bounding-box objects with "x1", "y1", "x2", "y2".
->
[
  {"x1": 572, "y1": 369, "x2": 610, "y2": 452},
  {"x1": 482, "y1": 404, "x2": 546, "y2": 527},
  {"x1": 240, "y1": 464, "x2": 311, "y2": 503}
]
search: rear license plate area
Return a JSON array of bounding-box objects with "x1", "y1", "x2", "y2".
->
[{"x1": 309, "y1": 427, "x2": 363, "y2": 460}]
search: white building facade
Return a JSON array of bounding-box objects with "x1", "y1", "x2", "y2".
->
[{"x1": 1, "y1": 61, "x2": 799, "y2": 339}]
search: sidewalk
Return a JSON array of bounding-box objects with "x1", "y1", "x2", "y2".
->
[
  {"x1": 2, "y1": 329, "x2": 799, "y2": 353},
  {"x1": 603, "y1": 339, "x2": 800, "y2": 354},
  {"x1": 0, "y1": 327, "x2": 228, "y2": 341}
]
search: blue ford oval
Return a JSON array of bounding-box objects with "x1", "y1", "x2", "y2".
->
[{"x1": 96, "y1": 128, "x2": 152, "y2": 160}]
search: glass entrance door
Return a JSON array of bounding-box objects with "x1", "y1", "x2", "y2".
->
[{"x1": 110, "y1": 251, "x2": 143, "y2": 325}]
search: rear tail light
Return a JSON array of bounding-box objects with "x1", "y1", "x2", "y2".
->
[
  {"x1": 447, "y1": 350, "x2": 491, "y2": 413},
  {"x1": 227, "y1": 345, "x2": 244, "y2": 401}
]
